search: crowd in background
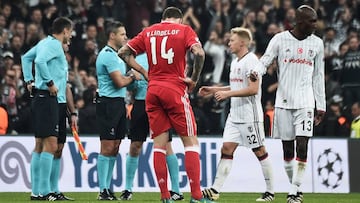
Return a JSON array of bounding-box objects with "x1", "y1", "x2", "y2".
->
[{"x1": 0, "y1": 0, "x2": 360, "y2": 137}]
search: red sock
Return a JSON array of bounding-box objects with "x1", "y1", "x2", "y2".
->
[
  {"x1": 185, "y1": 150, "x2": 202, "y2": 200},
  {"x1": 154, "y1": 149, "x2": 170, "y2": 199}
]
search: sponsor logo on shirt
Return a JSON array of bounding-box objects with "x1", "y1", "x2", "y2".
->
[
  {"x1": 283, "y1": 58, "x2": 313, "y2": 66},
  {"x1": 230, "y1": 78, "x2": 243, "y2": 82}
]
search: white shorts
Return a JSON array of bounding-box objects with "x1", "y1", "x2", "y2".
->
[
  {"x1": 272, "y1": 107, "x2": 314, "y2": 141},
  {"x1": 223, "y1": 119, "x2": 265, "y2": 149}
]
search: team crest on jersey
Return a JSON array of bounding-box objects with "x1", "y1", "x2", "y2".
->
[
  {"x1": 297, "y1": 48, "x2": 303, "y2": 54},
  {"x1": 248, "y1": 126, "x2": 253, "y2": 132},
  {"x1": 307, "y1": 112, "x2": 313, "y2": 118},
  {"x1": 237, "y1": 68, "x2": 241, "y2": 75},
  {"x1": 308, "y1": 49, "x2": 314, "y2": 57}
]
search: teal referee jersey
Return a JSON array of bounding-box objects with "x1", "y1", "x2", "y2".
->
[
  {"x1": 21, "y1": 35, "x2": 68, "y2": 103},
  {"x1": 127, "y1": 53, "x2": 149, "y2": 100},
  {"x1": 96, "y1": 45, "x2": 127, "y2": 98}
]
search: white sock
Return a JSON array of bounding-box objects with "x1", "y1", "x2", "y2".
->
[
  {"x1": 212, "y1": 158, "x2": 233, "y2": 192},
  {"x1": 290, "y1": 160, "x2": 307, "y2": 195},
  {"x1": 260, "y1": 157, "x2": 274, "y2": 194},
  {"x1": 284, "y1": 159, "x2": 295, "y2": 184}
]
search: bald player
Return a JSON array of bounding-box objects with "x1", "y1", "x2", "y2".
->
[{"x1": 260, "y1": 5, "x2": 326, "y2": 203}]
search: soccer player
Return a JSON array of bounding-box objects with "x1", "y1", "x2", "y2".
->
[
  {"x1": 260, "y1": 5, "x2": 326, "y2": 203},
  {"x1": 121, "y1": 53, "x2": 184, "y2": 201},
  {"x1": 21, "y1": 17, "x2": 73, "y2": 201},
  {"x1": 199, "y1": 27, "x2": 275, "y2": 202},
  {"x1": 119, "y1": 7, "x2": 214, "y2": 203},
  {"x1": 95, "y1": 21, "x2": 139, "y2": 200}
]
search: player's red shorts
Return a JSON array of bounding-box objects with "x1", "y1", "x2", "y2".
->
[{"x1": 145, "y1": 85, "x2": 197, "y2": 138}]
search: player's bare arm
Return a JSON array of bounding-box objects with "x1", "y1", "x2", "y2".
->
[
  {"x1": 190, "y1": 44, "x2": 205, "y2": 82},
  {"x1": 214, "y1": 76, "x2": 259, "y2": 101},
  {"x1": 118, "y1": 45, "x2": 149, "y2": 81},
  {"x1": 199, "y1": 86, "x2": 230, "y2": 96},
  {"x1": 181, "y1": 44, "x2": 205, "y2": 93}
]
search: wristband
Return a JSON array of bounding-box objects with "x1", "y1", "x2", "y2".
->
[
  {"x1": 46, "y1": 80, "x2": 54, "y2": 87},
  {"x1": 71, "y1": 112, "x2": 78, "y2": 116},
  {"x1": 26, "y1": 80, "x2": 34, "y2": 85}
]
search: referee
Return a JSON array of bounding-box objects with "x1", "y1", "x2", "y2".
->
[
  {"x1": 21, "y1": 17, "x2": 73, "y2": 201},
  {"x1": 95, "y1": 21, "x2": 139, "y2": 200}
]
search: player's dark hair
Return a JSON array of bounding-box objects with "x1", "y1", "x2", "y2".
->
[
  {"x1": 162, "y1": 7, "x2": 183, "y2": 20},
  {"x1": 105, "y1": 20, "x2": 124, "y2": 39},
  {"x1": 51, "y1": 17, "x2": 73, "y2": 34},
  {"x1": 296, "y1": 5, "x2": 316, "y2": 21}
]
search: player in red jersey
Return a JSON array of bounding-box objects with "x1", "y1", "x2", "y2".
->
[{"x1": 119, "y1": 6, "x2": 214, "y2": 203}]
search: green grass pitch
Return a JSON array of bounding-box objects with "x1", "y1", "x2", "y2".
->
[{"x1": 1, "y1": 192, "x2": 360, "y2": 203}]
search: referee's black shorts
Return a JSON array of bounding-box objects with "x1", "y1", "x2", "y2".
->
[
  {"x1": 58, "y1": 103, "x2": 67, "y2": 144},
  {"x1": 31, "y1": 90, "x2": 59, "y2": 138},
  {"x1": 96, "y1": 97, "x2": 126, "y2": 140},
  {"x1": 129, "y1": 100, "x2": 149, "y2": 142}
]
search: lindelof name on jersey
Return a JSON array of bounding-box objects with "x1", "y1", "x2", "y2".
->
[{"x1": 146, "y1": 29, "x2": 180, "y2": 37}]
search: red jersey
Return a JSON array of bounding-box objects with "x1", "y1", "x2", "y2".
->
[{"x1": 127, "y1": 21, "x2": 201, "y2": 93}]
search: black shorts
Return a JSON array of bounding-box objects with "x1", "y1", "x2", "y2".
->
[
  {"x1": 129, "y1": 100, "x2": 149, "y2": 142},
  {"x1": 96, "y1": 97, "x2": 126, "y2": 140},
  {"x1": 31, "y1": 90, "x2": 59, "y2": 138},
  {"x1": 58, "y1": 103, "x2": 67, "y2": 144}
]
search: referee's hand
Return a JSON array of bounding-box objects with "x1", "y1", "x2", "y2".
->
[{"x1": 48, "y1": 85, "x2": 58, "y2": 96}]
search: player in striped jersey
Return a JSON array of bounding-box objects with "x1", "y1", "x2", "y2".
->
[
  {"x1": 260, "y1": 5, "x2": 326, "y2": 203},
  {"x1": 199, "y1": 27, "x2": 274, "y2": 202}
]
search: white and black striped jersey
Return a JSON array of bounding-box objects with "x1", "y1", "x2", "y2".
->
[
  {"x1": 228, "y1": 52, "x2": 264, "y2": 123},
  {"x1": 260, "y1": 31, "x2": 326, "y2": 111}
]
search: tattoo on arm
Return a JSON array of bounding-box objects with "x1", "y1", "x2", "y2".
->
[
  {"x1": 120, "y1": 48, "x2": 133, "y2": 63},
  {"x1": 191, "y1": 45, "x2": 205, "y2": 82}
]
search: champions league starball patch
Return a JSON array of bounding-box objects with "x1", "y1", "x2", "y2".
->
[{"x1": 317, "y1": 148, "x2": 344, "y2": 189}]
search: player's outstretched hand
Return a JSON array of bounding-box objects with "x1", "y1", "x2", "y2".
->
[
  {"x1": 214, "y1": 91, "x2": 228, "y2": 102},
  {"x1": 180, "y1": 77, "x2": 196, "y2": 93},
  {"x1": 198, "y1": 86, "x2": 213, "y2": 96},
  {"x1": 314, "y1": 110, "x2": 325, "y2": 126}
]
